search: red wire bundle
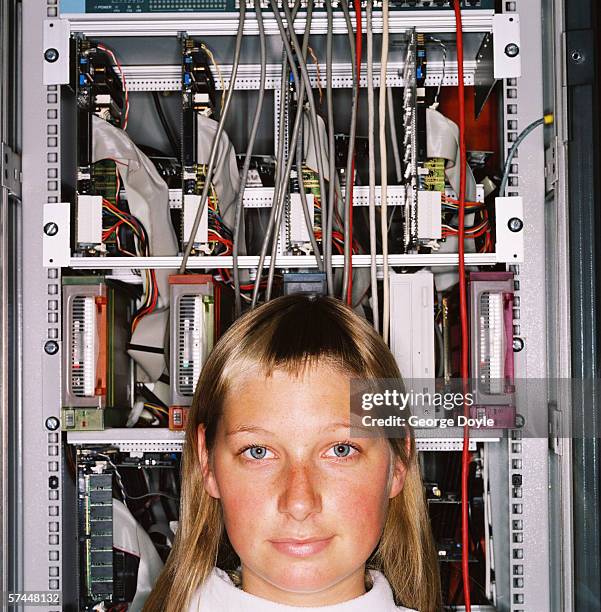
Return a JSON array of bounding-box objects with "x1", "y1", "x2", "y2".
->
[
  {"x1": 102, "y1": 198, "x2": 157, "y2": 332},
  {"x1": 346, "y1": 0, "x2": 363, "y2": 306},
  {"x1": 453, "y1": 1, "x2": 472, "y2": 610}
]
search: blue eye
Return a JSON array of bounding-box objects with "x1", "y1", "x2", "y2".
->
[
  {"x1": 326, "y1": 443, "x2": 359, "y2": 459},
  {"x1": 241, "y1": 446, "x2": 273, "y2": 460},
  {"x1": 333, "y1": 444, "x2": 352, "y2": 457}
]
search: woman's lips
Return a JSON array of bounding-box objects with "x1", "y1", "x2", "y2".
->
[{"x1": 269, "y1": 536, "x2": 334, "y2": 557}]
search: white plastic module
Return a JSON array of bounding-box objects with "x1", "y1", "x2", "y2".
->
[
  {"x1": 282, "y1": 193, "x2": 315, "y2": 247},
  {"x1": 417, "y1": 190, "x2": 442, "y2": 240},
  {"x1": 183, "y1": 194, "x2": 209, "y2": 246},
  {"x1": 389, "y1": 270, "x2": 436, "y2": 388},
  {"x1": 76, "y1": 195, "x2": 103, "y2": 246}
]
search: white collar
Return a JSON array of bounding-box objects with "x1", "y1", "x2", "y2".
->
[{"x1": 187, "y1": 567, "x2": 417, "y2": 611}]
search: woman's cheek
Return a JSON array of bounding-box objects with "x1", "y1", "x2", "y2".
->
[
  {"x1": 324, "y1": 462, "x2": 391, "y2": 534},
  {"x1": 215, "y1": 459, "x2": 276, "y2": 536}
]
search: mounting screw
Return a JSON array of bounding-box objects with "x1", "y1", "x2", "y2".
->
[
  {"x1": 49, "y1": 475, "x2": 59, "y2": 489},
  {"x1": 44, "y1": 48, "x2": 60, "y2": 63},
  {"x1": 44, "y1": 340, "x2": 59, "y2": 355},
  {"x1": 44, "y1": 222, "x2": 59, "y2": 236},
  {"x1": 508, "y1": 217, "x2": 524, "y2": 232},
  {"x1": 504, "y1": 43, "x2": 520, "y2": 58},
  {"x1": 571, "y1": 49, "x2": 585, "y2": 64},
  {"x1": 513, "y1": 337, "x2": 525, "y2": 352},
  {"x1": 512, "y1": 473, "x2": 523, "y2": 486},
  {"x1": 45, "y1": 416, "x2": 60, "y2": 431}
]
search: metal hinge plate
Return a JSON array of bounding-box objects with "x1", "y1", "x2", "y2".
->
[
  {"x1": 549, "y1": 402, "x2": 563, "y2": 455},
  {"x1": 1, "y1": 143, "x2": 22, "y2": 198},
  {"x1": 545, "y1": 137, "x2": 559, "y2": 194}
]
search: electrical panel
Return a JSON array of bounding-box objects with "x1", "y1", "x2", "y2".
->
[
  {"x1": 169, "y1": 274, "x2": 215, "y2": 429},
  {"x1": 61, "y1": 277, "x2": 130, "y2": 430},
  {"x1": 8, "y1": 0, "x2": 571, "y2": 609},
  {"x1": 60, "y1": 0, "x2": 495, "y2": 14}
]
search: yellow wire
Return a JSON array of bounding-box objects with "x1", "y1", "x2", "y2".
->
[
  {"x1": 307, "y1": 46, "x2": 324, "y2": 105},
  {"x1": 144, "y1": 403, "x2": 169, "y2": 416},
  {"x1": 201, "y1": 43, "x2": 226, "y2": 113}
]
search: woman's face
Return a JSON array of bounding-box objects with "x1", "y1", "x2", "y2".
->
[{"x1": 197, "y1": 365, "x2": 407, "y2": 607}]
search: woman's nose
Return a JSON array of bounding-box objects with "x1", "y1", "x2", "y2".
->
[{"x1": 277, "y1": 463, "x2": 322, "y2": 521}]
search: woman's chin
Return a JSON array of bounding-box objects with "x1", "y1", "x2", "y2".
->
[{"x1": 260, "y1": 566, "x2": 339, "y2": 595}]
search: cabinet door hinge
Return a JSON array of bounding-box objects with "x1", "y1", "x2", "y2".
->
[{"x1": 1, "y1": 143, "x2": 22, "y2": 198}]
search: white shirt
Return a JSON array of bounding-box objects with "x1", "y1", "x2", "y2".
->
[{"x1": 187, "y1": 567, "x2": 417, "y2": 611}]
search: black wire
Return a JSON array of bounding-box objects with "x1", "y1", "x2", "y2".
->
[
  {"x1": 125, "y1": 491, "x2": 179, "y2": 502},
  {"x1": 152, "y1": 91, "x2": 180, "y2": 158}
]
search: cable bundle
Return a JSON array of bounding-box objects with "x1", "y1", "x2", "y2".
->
[{"x1": 101, "y1": 198, "x2": 158, "y2": 332}]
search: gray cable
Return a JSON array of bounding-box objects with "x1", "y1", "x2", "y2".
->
[
  {"x1": 387, "y1": 204, "x2": 397, "y2": 233},
  {"x1": 251, "y1": 55, "x2": 288, "y2": 308},
  {"x1": 279, "y1": 0, "x2": 329, "y2": 260},
  {"x1": 179, "y1": 4, "x2": 246, "y2": 273},
  {"x1": 294, "y1": 0, "x2": 323, "y2": 271},
  {"x1": 233, "y1": 0, "x2": 266, "y2": 317},
  {"x1": 339, "y1": 0, "x2": 358, "y2": 302},
  {"x1": 265, "y1": 0, "x2": 317, "y2": 301},
  {"x1": 325, "y1": 0, "x2": 336, "y2": 296},
  {"x1": 291, "y1": 0, "x2": 302, "y2": 21},
  {"x1": 253, "y1": 0, "x2": 324, "y2": 306},
  {"x1": 387, "y1": 87, "x2": 403, "y2": 183},
  {"x1": 500, "y1": 116, "x2": 547, "y2": 197},
  {"x1": 265, "y1": 107, "x2": 304, "y2": 300},
  {"x1": 296, "y1": 129, "x2": 324, "y2": 271},
  {"x1": 366, "y1": 0, "x2": 379, "y2": 332},
  {"x1": 380, "y1": 0, "x2": 390, "y2": 343}
]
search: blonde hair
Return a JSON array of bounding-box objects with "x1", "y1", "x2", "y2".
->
[{"x1": 143, "y1": 295, "x2": 441, "y2": 612}]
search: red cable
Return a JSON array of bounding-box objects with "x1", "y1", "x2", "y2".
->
[
  {"x1": 453, "y1": 2, "x2": 471, "y2": 610},
  {"x1": 346, "y1": 0, "x2": 362, "y2": 306}
]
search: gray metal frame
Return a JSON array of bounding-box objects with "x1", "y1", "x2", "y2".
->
[
  {"x1": 11, "y1": 2, "x2": 571, "y2": 610},
  {"x1": 18, "y1": 1, "x2": 64, "y2": 609},
  {"x1": 542, "y1": 0, "x2": 574, "y2": 610},
  {"x1": 2, "y1": 0, "x2": 23, "y2": 603},
  {"x1": 563, "y1": 0, "x2": 601, "y2": 609},
  {"x1": 499, "y1": 0, "x2": 551, "y2": 609}
]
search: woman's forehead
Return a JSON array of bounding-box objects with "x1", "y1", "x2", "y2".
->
[{"x1": 220, "y1": 366, "x2": 352, "y2": 434}]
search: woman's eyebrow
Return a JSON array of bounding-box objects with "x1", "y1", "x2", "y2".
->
[
  {"x1": 226, "y1": 421, "x2": 373, "y2": 437},
  {"x1": 320, "y1": 421, "x2": 373, "y2": 435},
  {"x1": 225, "y1": 425, "x2": 274, "y2": 437}
]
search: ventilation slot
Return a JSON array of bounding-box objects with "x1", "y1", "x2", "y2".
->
[{"x1": 70, "y1": 296, "x2": 95, "y2": 398}]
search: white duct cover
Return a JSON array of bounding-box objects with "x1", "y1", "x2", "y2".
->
[
  {"x1": 112, "y1": 499, "x2": 164, "y2": 612},
  {"x1": 92, "y1": 116, "x2": 178, "y2": 380},
  {"x1": 426, "y1": 107, "x2": 477, "y2": 202},
  {"x1": 195, "y1": 115, "x2": 250, "y2": 285}
]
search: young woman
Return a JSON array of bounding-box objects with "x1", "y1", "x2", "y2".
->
[{"x1": 143, "y1": 294, "x2": 441, "y2": 611}]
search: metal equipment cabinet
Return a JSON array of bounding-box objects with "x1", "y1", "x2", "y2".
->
[{"x1": 1, "y1": 0, "x2": 598, "y2": 610}]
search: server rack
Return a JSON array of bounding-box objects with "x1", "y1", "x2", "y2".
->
[{"x1": 0, "y1": 0, "x2": 589, "y2": 610}]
